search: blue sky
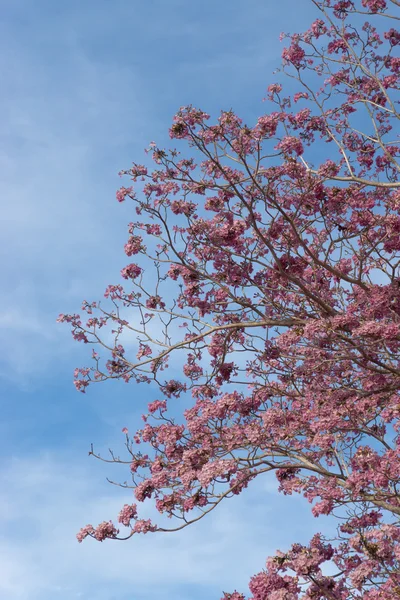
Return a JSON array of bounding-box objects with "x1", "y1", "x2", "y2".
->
[{"x1": 0, "y1": 1, "x2": 338, "y2": 599}]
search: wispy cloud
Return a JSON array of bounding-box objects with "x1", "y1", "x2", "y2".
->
[
  {"x1": 1, "y1": 3, "x2": 327, "y2": 599},
  {"x1": 1, "y1": 452, "x2": 330, "y2": 600},
  {"x1": 0, "y1": 19, "x2": 143, "y2": 383}
]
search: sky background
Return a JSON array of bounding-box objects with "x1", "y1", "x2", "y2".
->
[{"x1": 0, "y1": 1, "x2": 337, "y2": 599}]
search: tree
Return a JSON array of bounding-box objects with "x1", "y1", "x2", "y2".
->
[{"x1": 58, "y1": 1, "x2": 400, "y2": 597}]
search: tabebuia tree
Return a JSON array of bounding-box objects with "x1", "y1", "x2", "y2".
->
[{"x1": 59, "y1": 0, "x2": 400, "y2": 597}]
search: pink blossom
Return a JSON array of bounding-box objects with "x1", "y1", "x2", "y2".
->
[
  {"x1": 276, "y1": 136, "x2": 304, "y2": 156},
  {"x1": 93, "y1": 521, "x2": 119, "y2": 542},
  {"x1": 120, "y1": 263, "x2": 142, "y2": 280},
  {"x1": 117, "y1": 504, "x2": 137, "y2": 526},
  {"x1": 132, "y1": 519, "x2": 157, "y2": 534},
  {"x1": 282, "y1": 43, "x2": 305, "y2": 67},
  {"x1": 76, "y1": 524, "x2": 94, "y2": 543},
  {"x1": 116, "y1": 187, "x2": 133, "y2": 203},
  {"x1": 124, "y1": 235, "x2": 143, "y2": 256}
]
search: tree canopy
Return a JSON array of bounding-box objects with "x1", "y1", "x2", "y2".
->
[{"x1": 59, "y1": 1, "x2": 400, "y2": 597}]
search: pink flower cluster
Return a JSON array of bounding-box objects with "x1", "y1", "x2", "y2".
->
[{"x1": 117, "y1": 504, "x2": 137, "y2": 526}]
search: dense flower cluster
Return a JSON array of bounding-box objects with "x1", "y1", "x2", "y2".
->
[{"x1": 60, "y1": 1, "x2": 400, "y2": 597}]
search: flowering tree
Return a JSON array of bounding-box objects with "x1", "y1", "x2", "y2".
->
[{"x1": 59, "y1": 0, "x2": 400, "y2": 597}]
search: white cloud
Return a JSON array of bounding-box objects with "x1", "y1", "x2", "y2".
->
[
  {"x1": 0, "y1": 22, "x2": 143, "y2": 384},
  {"x1": 0, "y1": 452, "x2": 327, "y2": 600}
]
